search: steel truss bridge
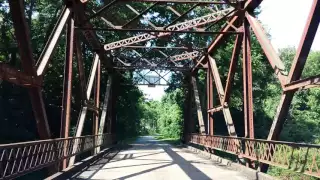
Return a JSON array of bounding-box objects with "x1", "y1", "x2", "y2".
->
[{"x1": 0, "y1": 0, "x2": 319, "y2": 179}]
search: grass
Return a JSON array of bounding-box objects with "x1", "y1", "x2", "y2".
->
[{"x1": 154, "y1": 135, "x2": 181, "y2": 146}]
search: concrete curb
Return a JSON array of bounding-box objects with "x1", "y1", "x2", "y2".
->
[
  {"x1": 185, "y1": 145, "x2": 277, "y2": 180},
  {"x1": 45, "y1": 146, "x2": 118, "y2": 180}
]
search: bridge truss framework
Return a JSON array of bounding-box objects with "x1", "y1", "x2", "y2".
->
[{"x1": 0, "y1": 0, "x2": 319, "y2": 179}]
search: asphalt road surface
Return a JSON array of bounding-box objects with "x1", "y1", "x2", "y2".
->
[{"x1": 75, "y1": 136, "x2": 249, "y2": 180}]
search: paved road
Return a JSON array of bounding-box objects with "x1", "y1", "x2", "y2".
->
[{"x1": 74, "y1": 136, "x2": 249, "y2": 180}]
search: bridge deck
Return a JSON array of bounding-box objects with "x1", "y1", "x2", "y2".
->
[{"x1": 74, "y1": 136, "x2": 248, "y2": 180}]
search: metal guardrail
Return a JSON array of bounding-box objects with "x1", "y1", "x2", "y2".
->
[
  {"x1": 188, "y1": 134, "x2": 320, "y2": 178},
  {"x1": 0, "y1": 134, "x2": 114, "y2": 180}
]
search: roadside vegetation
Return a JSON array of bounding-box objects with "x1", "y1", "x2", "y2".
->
[{"x1": 0, "y1": 1, "x2": 319, "y2": 179}]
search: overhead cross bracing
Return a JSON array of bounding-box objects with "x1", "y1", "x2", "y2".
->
[
  {"x1": 113, "y1": 49, "x2": 203, "y2": 70},
  {"x1": 83, "y1": 0, "x2": 240, "y2": 71},
  {"x1": 1, "y1": 0, "x2": 320, "y2": 179},
  {"x1": 102, "y1": 8, "x2": 234, "y2": 50}
]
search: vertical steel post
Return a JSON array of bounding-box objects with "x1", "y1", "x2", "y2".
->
[
  {"x1": 36, "y1": 7, "x2": 71, "y2": 76},
  {"x1": 96, "y1": 76, "x2": 112, "y2": 152},
  {"x1": 267, "y1": 0, "x2": 320, "y2": 141},
  {"x1": 242, "y1": 20, "x2": 254, "y2": 139},
  {"x1": 92, "y1": 61, "x2": 101, "y2": 154},
  {"x1": 242, "y1": 29, "x2": 248, "y2": 138},
  {"x1": 208, "y1": 56, "x2": 237, "y2": 137},
  {"x1": 207, "y1": 67, "x2": 214, "y2": 135},
  {"x1": 183, "y1": 72, "x2": 192, "y2": 142},
  {"x1": 108, "y1": 87, "x2": 113, "y2": 135},
  {"x1": 9, "y1": 0, "x2": 51, "y2": 139},
  {"x1": 191, "y1": 73, "x2": 206, "y2": 134},
  {"x1": 223, "y1": 34, "x2": 243, "y2": 105},
  {"x1": 68, "y1": 55, "x2": 99, "y2": 166},
  {"x1": 261, "y1": 0, "x2": 320, "y2": 172},
  {"x1": 75, "y1": 29, "x2": 86, "y2": 101},
  {"x1": 245, "y1": 13, "x2": 287, "y2": 86},
  {"x1": 60, "y1": 16, "x2": 74, "y2": 169},
  {"x1": 188, "y1": 75, "x2": 194, "y2": 136},
  {"x1": 87, "y1": 54, "x2": 100, "y2": 100},
  {"x1": 110, "y1": 74, "x2": 117, "y2": 143}
]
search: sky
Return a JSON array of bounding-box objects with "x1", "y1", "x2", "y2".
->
[
  {"x1": 258, "y1": 0, "x2": 320, "y2": 51},
  {"x1": 139, "y1": 0, "x2": 320, "y2": 100},
  {"x1": 137, "y1": 70, "x2": 170, "y2": 101}
]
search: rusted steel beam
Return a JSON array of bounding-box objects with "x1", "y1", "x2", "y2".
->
[
  {"x1": 121, "y1": 83, "x2": 174, "y2": 86},
  {"x1": 75, "y1": 30, "x2": 87, "y2": 101},
  {"x1": 204, "y1": 8, "x2": 236, "y2": 31},
  {"x1": 248, "y1": 0, "x2": 263, "y2": 10},
  {"x1": 0, "y1": 134, "x2": 114, "y2": 180},
  {"x1": 166, "y1": 5, "x2": 208, "y2": 32},
  {"x1": 207, "y1": 106, "x2": 223, "y2": 113},
  {"x1": 87, "y1": 3, "x2": 116, "y2": 28},
  {"x1": 127, "y1": 4, "x2": 157, "y2": 28},
  {"x1": 157, "y1": 49, "x2": 177, "y2": 64},
  {"x1": 172, "y1": 51, "x2": 200, "y2": 61},
  {"x1": 97, "y1": 13, "x2": 117, "y2": 28},
  {"x1": 123, "y1": 3, "x2": 158, "y2": 28},
  {"x1": 68, "y1": 106, "x2": 88, "y2": 166},
  {"x1": 193, "y1": 0, "x2": 264, "y2": 71},
  {"x1": 262, "y1": 4, "x2": 320, "y2": 172},
  {"x1": 9, "y1": 1, "x2": 34, "y2": 75},
  {"x1": 87, "y1": 0, "x2": 118, "y2": 21},
  {"x1": 113, "y1": 66, "x2": 197, "y2": 71},
  {"x1": 123, "y1": 45, "x2": 194, "y2": 49},
  {"x1": 222, "y1": 33, "x2": 242, "y2": 105},
  {"x1": 86, "y1": 54, "x2": 100, "y2": 100},
  {"x1": 245, "y1": 13, "x2": 287, "y2": 87},
  {"x1": 192, "y1": 12, "x2": 239, "y2": 71},
  {"x1": 166, "y1": 3, "x2": 199, "y2": 27},
  {"x1": 193, "y1": 56, "x2": 207, "y2": 69},
  {"x1": 207, "y1": 66, "x2": 214, "y2": 135},
  {"x1": 183, "y1": 73, "x2": 193, "y2": 141},
  {"x1": 167, "y1": 6, "x2": 182, "y2": 16},
  {"x1": 97, "y1": 76, "x2": 112, "y2": 152},
  {"x1": 208, "y1": 55, "x2": 237, "y2": 136},
  {"x1": 0, "y1": 63, "x2": 41, "y2": 87},
  {"x1": 9, "y1": 0, "x2": 51, "y2": 139},
  {"x1": 118, "y1": 0, "x2": 228, "y2": 3},
  {"x1": 87, "y1": 104, "x2": 100, "y2": 113},
  {"x1": 75, "y1": 6, "x2": 101, "y2": 50},
  {"x1": 267, "y1": 0, "x2": 320, "y2": 141},
  {"x1": 188, "y1": 134, "x2": 320, "y2": 179},
  {"x1": 74, "y1": 2, "x2": 111, "y2": 67},
  {"x1": 284, "y1": 74, "x2": 320, "y2": 91},
  {"x1": 287, "y1": 0, "x2": 320, "y2": 83},
  {"x1": 207, "y1": 12, "x2": 239, "y2": 53},
  {"x1": 110, "y1": 76, "x2": 117, "y2": 139},
  {"x1": 93, "y1": 60, "x2": 101, "y2": 154},
  {"x1": 68, "y1": 52, "x2": 102, "y2": 166},
  {"x1": 117, "y1": 50, "x2": 201, "y2": 65},
  {"x1": 191, "y1": 75, "x2": 206, "y2": 134},
  {"x1": 242, "y1": 19, "x2": 254, "y2": 138},
  {"x1": 60, "y1": 17, "x2": 74, "y2": 169},
  {"x1": 36, "y1": 6, "x2": 71, "y2": 76},
  {"x1": 131, "y1": 49, "x2": 154, "y2": 66},
  {"x1": 104, "y1": 8, "x2": 234, "y2": 51},
  {"x1": 76, "y1": 27, "x2": 241, "y2": 34}
]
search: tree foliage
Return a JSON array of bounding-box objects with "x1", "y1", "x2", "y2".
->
[
  {"x1": 0, "y1": 1, "x2": 320, "y2": 179},
  {"x1": 139, "y1": 89, "x2": 184, "y2": 138}
]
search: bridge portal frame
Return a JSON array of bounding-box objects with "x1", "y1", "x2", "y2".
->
[{"x1": 0, "y1": 0, "x2": 319, "y2": 179}]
